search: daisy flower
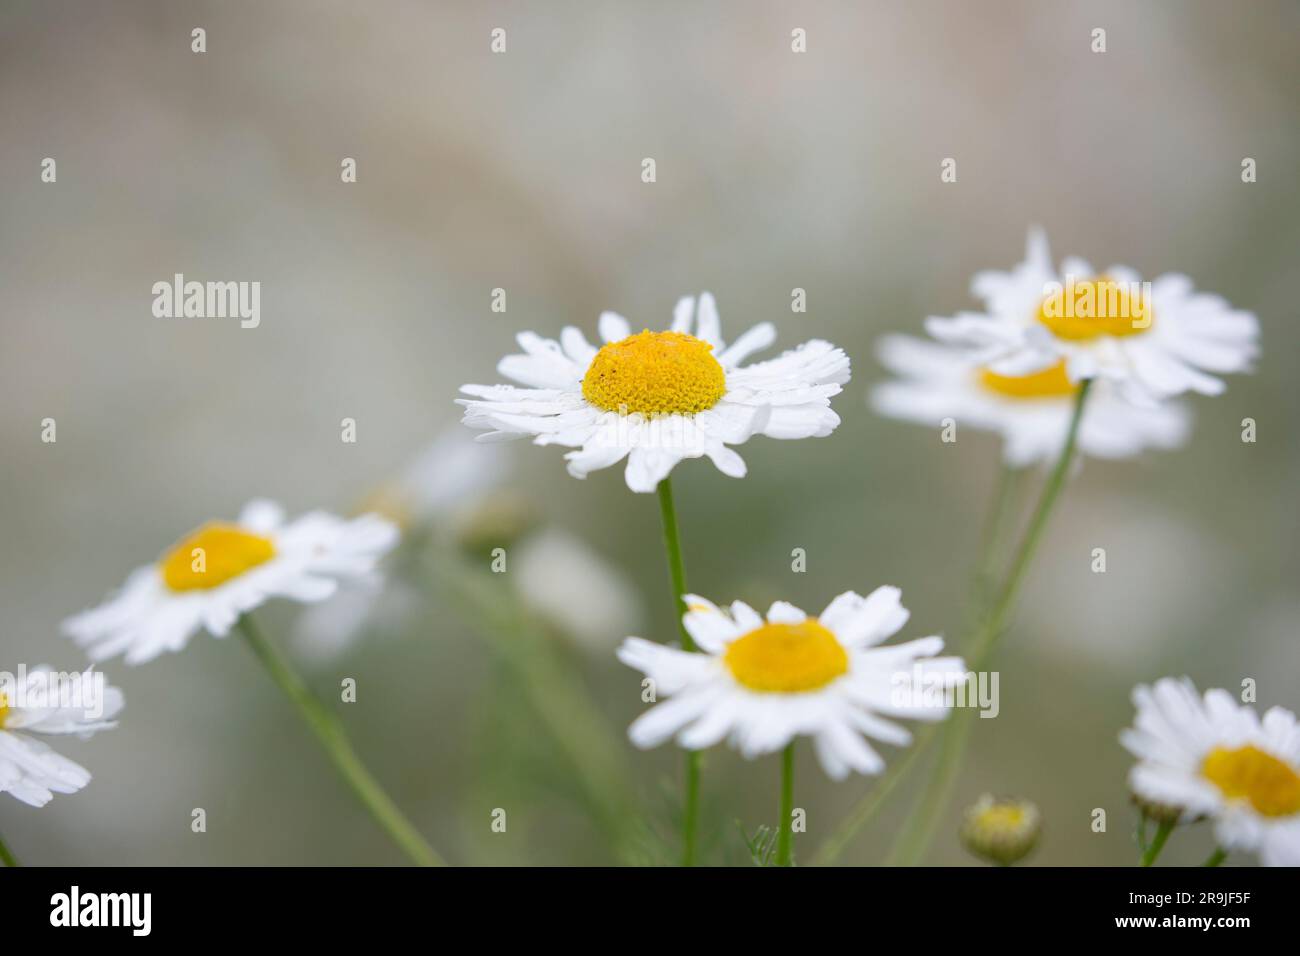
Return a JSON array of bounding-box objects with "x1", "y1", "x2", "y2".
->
[
  {"x1": 1, "y1": 667, "x2": 123, "y2": 807},
  {"x1": 290, "y1": 429, "x2": 511, "y2": 660},
  {"x1": 1121, "y1": 677, "x2": 1300, "y2": 866},
  {"x1": 926, "y1": 229, "x2": 1259, "y2": 404},
  {"x1": 458, "y1": 292, "x2": 850, "y2": 492},
  {"x1": 63, "y1": 499, "x2": 398, "y2": 665},
  {"x1": 617, "y1": 587, "x2": 965, "y2": 779},
  {"x1": 871, "y1": 333, "x2": 1190, "y2": 466}
]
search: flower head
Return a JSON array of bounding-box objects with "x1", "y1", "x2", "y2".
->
[
  {"x1": 926, "y1": 230, "x2": 1258, "y2": 404},
  {"x1": 617, "y1": 587, "x2": 965, "y2": 779},
  {"x1": 63, "y1": 500, "x2": 398, "y2": 665},
  {"x1": 960, "y1": 794, "x2": 1041, "y2": 865},
  {"x1": 1121, "y1": 677, "x2": 1300, "y2": 866},
  {"x1": 871, "y1": 334, "x2": 1189, "y2": 466},
  {"x1": 0, "y1": 667, "x2": 123, "y2": 807},
  {"x1": 458, "y1": 293, "x2": 850, "y2": 492}
]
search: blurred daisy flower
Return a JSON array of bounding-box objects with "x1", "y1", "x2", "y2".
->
[
  {"x1": 63, "y1": 500, "x2": 398, "y2": 665},
  {"x1": 1, "y1": 667, "x2": 123, "y2": 807},
  {"x1": 513, "y1": 529, "x2": 644, "y2": 653},
  {"x1": 617, "y1": 587, "x2": 965, "y2": 779},
  {"x1": 290, "y1": 431, "x2": 512, "y2": 660},
  {"x1": 289, "y1": 431, "x2": 643, "y2": 660},
  {"x1": 871, "y1": 334, "x2": 1190, "y2": 466},
  {"x1": 926, "y1": 230, "x2": 1258, "y2": 404},
  {"x1": 1121, "y1": 677, "x2": 1300, "y2": 866},
  {"x1": 458, "y1": 292, "x2": 850, "y2": 492}
]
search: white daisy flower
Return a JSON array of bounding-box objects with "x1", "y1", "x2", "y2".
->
[
  {"x1": 458, "y1": 292, "x2": 850, "y2": 492},
  {"x1": 871, "y1": 334, "x2": 1190, "y2": 466},
  {"x1": 63, "y1": 500, "x2": 399, "y2": 666},
  {"x1": 514, "y1": 528, "x2": 644, "y2": 653},
  {"x1": 617, "y1": 587, "x2": 965, "y2": 780},
  {"x1": 1121, "y1": 677, "x2": 1300, "y2": 867},
  {"x1": 926, "y1": 229, "x2": 1259, "y2": 404},
  {"x1": 290, "y1": 429, "x2": 510, "y2": 660},
  {"x1": 1, "y1": 667, "x2": 123, "y2": 807}
]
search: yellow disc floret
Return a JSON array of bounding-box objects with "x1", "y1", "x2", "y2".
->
[
  {"x1": 1201, "y1": 744, "x2": 1300, "y2": 818},
  {"x1": 159, "y1": 522, "x2": 276, "y2": 592},
  {"x1": 582, "y1": 330, "x2": 726, "y2": 416},
  {"x1": 1036, "y1": 276, "x2": 1153, "y2": 340},
  {"x1": 0, "y1": 693, "x2": 9, "y2": 729},
  {"x1": 724, "y1": 619, "x2": 849, "y2": 693},
  {"x1": 979, "y1": 359, "x2": 1080, "y2": 399}
]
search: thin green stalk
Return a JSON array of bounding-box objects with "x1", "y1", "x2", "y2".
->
[
  {"x1": 886, "y1": 707, "x2": 974, "y2": 865},
  {"x1": 0, "y1": 831, "x2": 18, "y2": 867},
  {"x1": 776, "y1": 743, "x2": 796, "y2": 866},
  {"x1": 816, "y1": 381, "x2": 1093, "y2": 866},
  {"x1": 657, "y1": 477, "x2": 700, "y2": 867},
  {"x1": 890, "y1": 380, "x2": 1093, "y2": 865},
  {"x1": 969, "y1": 379, "x2": 1093, "y2": 666},
  {"x1": 969, "y1": 465, "x2": 1027, "y2": 616},
  {"x1": 810, "y1": 723, "x2": 939, "y2": 866},
  {"x1": 237, "y1": 614, "x2": 444, "y2": 866},
  {"x1": 436, "y1": 557, "x2": 638, "y2": 861},
  {"x1": 882, "y1": 466, "x2": 1025, "y2": 865},
  {"x1": 1141, "y1": 819, "x2": 1176, "y2": 866},
  {"x1": 1203, "y1": 847, "x2": 1227, "y2": 867}
]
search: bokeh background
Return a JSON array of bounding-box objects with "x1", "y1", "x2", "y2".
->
[{"x1": 2, "y1": 0, "x2": 1296, "y2": 865}]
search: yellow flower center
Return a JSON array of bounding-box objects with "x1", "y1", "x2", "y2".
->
[
  {"x1": 1036, "y1": 277, "x2": 1153, "y2": 340},
  {"x1": 1201, "y1": 744, "x2": 1300, "y2": 818},
  {"x1": 581, "y1": 330, "x2": 727, "y2": 416},
  {"x1": 724, "y1": 619, "x2": 849, "y2": 693},
  {"x1": 972, "y1": 803, "x2": 1026, "y2": 831},
  {"x1": 0, "y1": 693, "x2": 9, "y2": 729},
  {"x1": 159, "y1": 522, "x2": 276, "y2": 592},
  {"x1": 978, "y1": 359, "x2": 1080, "y2": 399}
]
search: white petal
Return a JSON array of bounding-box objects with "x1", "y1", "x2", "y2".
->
[
  {"x1": 671, "y1": 295, "x2": 695, "y2": 333},
  {"x1": 599, "y1": 311, "x2": 630, "y2": 343}
]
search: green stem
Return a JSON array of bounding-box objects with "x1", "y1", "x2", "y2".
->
[
  {"x1": 969, "y1": 465, "x2": 1027, "y2": 617},
  {"x1": 435, "y1": 556, "x2": 639, "y2": 861},
  {"x1": 892, "y1": 380, "x2": 1093, "y2": 866},
  {"x1": 886, "y1": 706, "x2": 974, "y2": 865},
  {"x1": 237, "y1": 614, "x2": 444, "y2": 866},
  {"x1": 969, "y1": 379, "x2": 1092, "y2": 667},
  {"x1": 1141, "y1": 819, "x2": 1176, "y2": 866},
  {"x1": 657, "y1": 477, "x2": 700, "y2": 867},
  {"x1": 886, "y1": 465, "x2": 1024, "y2": 865},
  {"x1": 776, "y1": 743, "x2": 796, "y2": 866},
  {"x1": 1202, "y1": 847, "x2": 1227, "y2": 867},
  {"x1": 817, "y1": 381, "x2": 1093, "y2": 866},
  {"x1": 810, "y1": 723, "x2": 939, "y2": 866},
  {"x1": 0, "y1": 830, "x2": 18, "y2": 867}
]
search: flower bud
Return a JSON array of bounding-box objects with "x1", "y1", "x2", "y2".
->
[{"x1": 960, "y1": 794, "x2": 1041, "y2": 866}]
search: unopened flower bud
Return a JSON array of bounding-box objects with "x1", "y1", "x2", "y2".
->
[{"x1": 960, "y1": 794, "x2": 1041, "y2": 866}]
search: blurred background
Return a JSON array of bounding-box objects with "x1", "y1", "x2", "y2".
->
[{"x1": 1, "y1": 0, "x2": 1296, "y2": 865}]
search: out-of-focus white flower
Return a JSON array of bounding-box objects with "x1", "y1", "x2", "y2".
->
[
  {"x1": 63, "y1": 500, "x2": 397, "y2": 665},
  {"x1": 291, "y1": 430, "x2": 512, "y2": 660},
  {"x1": 1121, "y1": 677, "x2": 1300, "y2": 866},
  {"x1": 0, "y1": 667, "x2": 123, "y2": 807},
  {"x1": 871, "y1": 333, "x2": 1190, "y2": 466},
  {"x1": 926, "y1": 229, "x2": 1258, "y2": 405},
  {"x1": 363, "y1": 428, "x2": 511, "y2": 531},
  {"x1": 514, "y1": 529, "x2": 643, "y2": 651}
]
